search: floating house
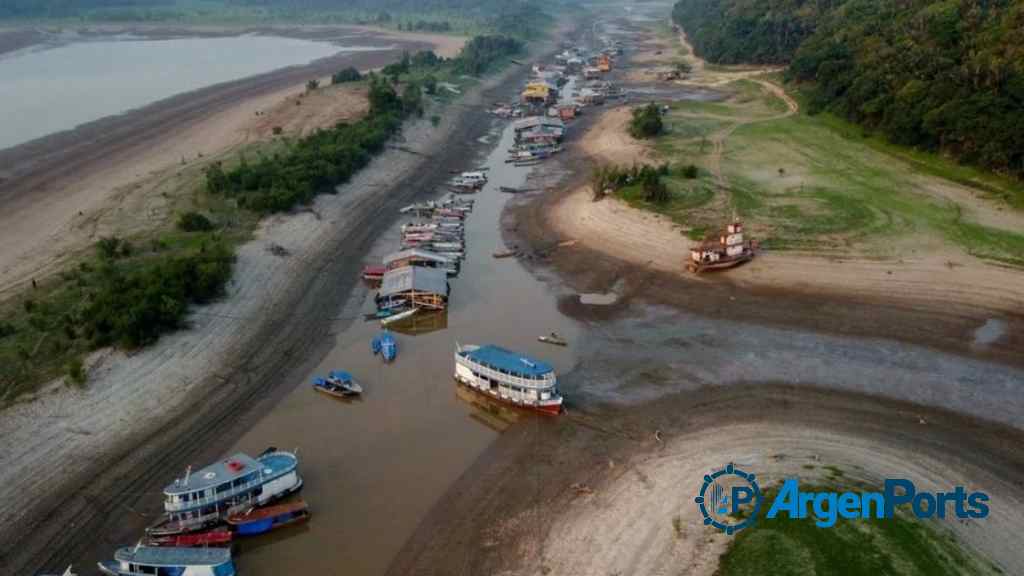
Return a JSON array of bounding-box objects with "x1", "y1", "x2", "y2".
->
[
  {"x1": 521, "y1": 82, "x2": 556, "y2": 106},
  {"x1": 378, "y1": 265, "x2": 449, "y2": 311}
]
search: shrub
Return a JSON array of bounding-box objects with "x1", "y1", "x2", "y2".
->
[
  {"x1": 629, "y1": 103, "x2": 663, "y2": 139},
  {"x1": 66, "y1": 357, "x2": 86, "y2": 385},
  {"x1": 177, "y1": 211, "x2": 215, "y2": 232},
  {"x1": 331, "y1": 67, "x2": 362, "y2": 84},
  {"x1": 681, "y1": 164, "x2": 699, "y2": 179}
]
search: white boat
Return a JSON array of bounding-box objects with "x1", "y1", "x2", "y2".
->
[
  {"x1": 99, "y1": 546, "x2": 235, "y2": 576},
  {"x1": 381, "y1": 307, "x2": 419, "y2": 325},
  {"x1": 148, "y1": 450, "x2": 302, "y2": 536},
  {"x1": 454, "y1": 344, "x2": 563, "y2": 415}
]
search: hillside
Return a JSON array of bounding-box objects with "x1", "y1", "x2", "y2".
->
[{"x1": 671, "y1": 0, "x2": 1024, "y2": 179}]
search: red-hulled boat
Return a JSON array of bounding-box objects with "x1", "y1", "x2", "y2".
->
[
  {"x1": 147, "y1": 527, "x2": 233, "y2": 547},
  {"x1": 362, "y1": 265, "x2": 385, "y2": 281}
]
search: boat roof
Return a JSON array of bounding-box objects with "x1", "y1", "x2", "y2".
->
[
  {"x1": 513, "y1": 116, "x2": 565, "y2": 131},
  {"x1": 380, "y1": 266, "x2": 448, "y2": 297},
  {"x1": 329, "y1": 370, "x2": 353, "y2": 382},
  {"x1": 462, "y1": 345, "x2": 554, "y2": 377},
  {"x1": 164, "y1": 453, "x2": 259, "y2": 494},
  {"x1": 114, "y1": 546, "x2": 230, "y2": 566},
  {"x1": 383, "y1": 248, "x2": 450, "y2": 265}
]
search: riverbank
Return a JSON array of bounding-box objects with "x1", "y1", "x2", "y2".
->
[
  {"x1": 389, "y1": 6, "x2": 1024, "y2": 575},
  {"x1": 0, "y1": 26, "x2": 454, "y2": 297},
  {"x1": 0, "y1": 33, "x2": 532, "y2": 576}
]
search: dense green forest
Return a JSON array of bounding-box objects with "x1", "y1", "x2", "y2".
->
[{"x1": 671, "y1": 0, "x2": 1024, "y2": 178}]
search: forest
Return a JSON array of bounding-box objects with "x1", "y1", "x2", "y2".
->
[
  {"x1": 671, "y1": 0, "x2": 1024, "y2": 178},
  {"x1": 205, "y1": 34, "x2": 522, "y2": 213}
]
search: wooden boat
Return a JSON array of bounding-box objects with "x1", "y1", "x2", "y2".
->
[
  {"x1": 147, "y1": 528, "x2": 233, "y2": 548},
  {"x1": 381, "y1": 307, "x2": 419, "y2": 325},
  {"x1": 362, "y1": 265, "x2": 385, "y2": 281},
  {"x1": 687, "y1": 220, "x2": 756, "y2": 273},
  {"x1": 372, "y1": 331, "x2": 398, "y2": 362},
  {"x1": 312, "y1": 371, "x2": 362, "y2": 397},
  {"x1": 538, "y1": 333, "x2": 568, "y2": 346},
  {"x1": 227, "y1": 500, "x2": 310, "y2": 536},
  {"x1": 492, "y1": 249, "x2": 518, "y2": 259}
]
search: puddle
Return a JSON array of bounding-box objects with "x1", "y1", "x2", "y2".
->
[{"x1": 973, "y1": 318, "x2": 1008, "y2": 347}]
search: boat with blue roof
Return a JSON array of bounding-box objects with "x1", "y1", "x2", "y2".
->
[
  {"x1": 372, "y1": 331, "x2": 397, "y2": 362},
  {"x1": 147, "y1": 448, "x2": 302, "y2": 536},
  {"x1": 454, "y1": 344, "x2": 563, "y2": 415},
  {"x1": 97, "y1": 545, "x2": 235, "y2": 576},
  {"x1": 312, "y1": 371, "x2": 363, "y2": 398}
]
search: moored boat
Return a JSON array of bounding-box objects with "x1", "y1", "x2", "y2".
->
[
  {"x1": 147, "y1": 528, "x2": 233, "y2": 548},
  {"x1": 372, "y1": 331, "x2": 398, "y2": 362},
  {"x1": 362, "y1": 265, "x2": 385, "y2": 281},
  {"x1": 313, "y1": 371, "x2": 363, "y2": 397},
  {"x1": 227, "y1": 500, "x2": 310, "y2": 536},
  {"x1": 149, "y1": 450, "x2": 302, "y2": 536},
  {"x1": 538, "y1": 332, "x2": 568, "y2": 346},
  {"x1": 98, "y1": 546, "x2": 235, "y2": 576},
  {"x1": 454, "y1": 344, "x2": 563, "y2": 415}
]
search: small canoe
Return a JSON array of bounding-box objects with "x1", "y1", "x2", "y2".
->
[
  {"x1": 493, "y1": 249, "x2": 517, "y2": 259},
  {"x1": 381, "y1": 307, "x2": 419, "y2": 326},
  {"x1": 227, "y1": 500, "x2": 310, "y2": 536},
  {"x1": 372, "y1": 331, "x2": 398, "y2": 362},
  {"x1": 538, "y1": 333, "x2": 568, "y2": 346},
  {"x1": 147, "y1": 528, "x2": 233, "y2": 548},
  {"x1": 313, "y1": 371, "x2": 362, "y2": 397}
]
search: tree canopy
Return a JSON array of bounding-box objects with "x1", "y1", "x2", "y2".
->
[{"x1": 672, "y1": 0, "x2": 1024, "y2": 177}]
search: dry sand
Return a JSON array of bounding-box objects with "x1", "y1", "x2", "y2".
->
[{"x1": 0, "y1": 29, "x2": 460, "y2": 297}]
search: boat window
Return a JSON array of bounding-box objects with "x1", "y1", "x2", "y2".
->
[{"x1": 216, "y1": 481, "x2": 232, "y2": 494}]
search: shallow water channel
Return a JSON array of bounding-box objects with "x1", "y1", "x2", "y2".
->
[{"x1": 228, "y1": 120, "x2": 580, "y2": 575}]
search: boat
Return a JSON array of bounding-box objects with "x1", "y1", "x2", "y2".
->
[
  {"x1": 148, "y1": 450, "x2": 302, "y2": 536},
  {"x1": 98, "y1": 546, "x2": 235, "y2": 576},
  {"x1": 372, "y1": 331, "x2": 398, "y2": 362},
  {"x1": 538, "y1": 333, "x2": 568, "y2": 346},
  {"x1": 499, "y1": 186, "x2": 526, "y2": 194},
  {"x1": 147, "y1": 528, "x2": 233, "y2": 548},
  {"x1": 454, "y1": 344, "x2": 563, "y2": 415},
  {"x1": 362, "y1": 265, "x2": 385, "y2": 281},
  {"x1": 687, "y1": 219, "x2": 756, "y2": 273},
  {"x1": 226, "y1": 500, "x2": 310, "y2": 536},
  {"x1": 492, "y1": 249, "x2": 518, "y2": 259},
  {"x1": 312, "y1": 371, "x2": 363, "y2": 397},
  {"x1": 381, "y1": 307, "x2": 419, "y2": 326}
]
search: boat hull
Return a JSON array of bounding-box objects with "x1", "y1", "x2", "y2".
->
[
  {"x1": 455, "y1": 378, "x2": 563, "y2": 416},
  {"x1": 687, "y1": 251, "x2": 754, "y2": 273}
]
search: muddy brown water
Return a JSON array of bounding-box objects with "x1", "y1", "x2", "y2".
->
[{"x1": 227, "y1": 121, "x2": 580, "y2": 575}]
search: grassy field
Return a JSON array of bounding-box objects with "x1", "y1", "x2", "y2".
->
[
  {"x1": 650, "y1": 79, "x2": 1024, "y2": 263},
  {"x1": 717, "y1": 483, "x2": 1001, "y2": 576}
]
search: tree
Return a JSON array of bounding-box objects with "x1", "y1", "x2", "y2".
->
[
  {"x1": 306, "y1": 79, "x2": 320, "y2": 92},
  {"x1": 629, "y1": 103, "x2": 663, "y2": 139}
]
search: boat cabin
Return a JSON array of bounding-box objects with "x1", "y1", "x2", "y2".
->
[
  {"x1": 378, "y1": 266, "x2": 449, "y2": 311},
  {"x1": 163, "y1": 454, "x2": 262, "y2": 515},
  {"x1": 384, "y1": 248, "x2": 452, "y2": 272},
  {"x1": 99, "y1": 546, "x2": 234, "y2": 576}
]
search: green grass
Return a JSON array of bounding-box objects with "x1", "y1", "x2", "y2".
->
[{"x1": 717, "y1": 484, "x2": 1000, "y2": 576}]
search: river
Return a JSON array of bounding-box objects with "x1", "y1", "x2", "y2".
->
[
  {"x1": 227, "y1": 119, "x2": 580, "y2": 575},
  {"x1": 0, "y1": 34, "x2": 378, "y2": 150}
]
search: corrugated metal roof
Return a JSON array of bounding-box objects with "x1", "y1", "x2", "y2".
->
[
  {"x1": 383, "y1": 248, "x2": 451, "y2": 266},
  {"x1": 115, "y1": 546, "x2": 231, "y2": 566},
  {"x1": 463, "y1": 345, "x2": 554, "y2": 377},
  {"x1": 163, "y1": 453, "x2": 258, "y2": 494},
  {"x1": 380, "y1": 266, "x2": 448, "y2": 297}
]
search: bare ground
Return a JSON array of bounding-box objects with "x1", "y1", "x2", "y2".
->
[
  {"x1": 0, "y1": 29, "x2": 455, "y2": 297},
  {"x1": 0, "y1": 42, "x2": 532, "y2": 576}
]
